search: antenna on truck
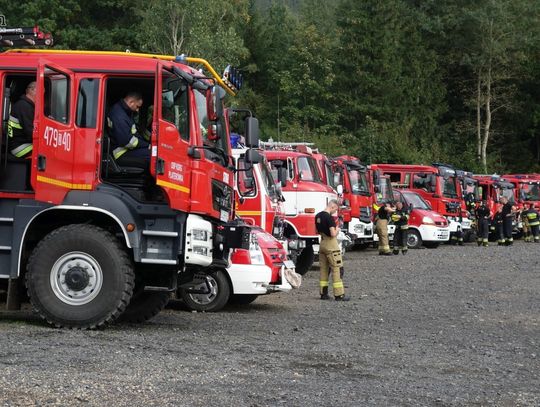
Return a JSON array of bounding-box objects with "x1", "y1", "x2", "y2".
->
[{"x1": 0, "y1": 26, "x2": 53, "y2": 47}]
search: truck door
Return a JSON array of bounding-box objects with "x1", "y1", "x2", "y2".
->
[
  {"x1": 153, "y1": 63, "x2": 191, "y2": 213},
  {"x1": 34, "y1": 60, "x2": 79, "y2": 204}
]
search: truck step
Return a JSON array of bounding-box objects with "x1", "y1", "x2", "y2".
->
[{"x1": 142, "y1": 230, "x2": 178, "y2": 237}]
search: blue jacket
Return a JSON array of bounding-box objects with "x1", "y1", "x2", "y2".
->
[{"x1": 108, "y1": 99, "x2": 149, "y2": 159}]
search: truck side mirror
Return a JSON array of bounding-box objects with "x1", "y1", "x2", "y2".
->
[
  {"x1": 244, "y1": 148, "x2": 261, "y2": 165},
  {"x1": 337, "y1": 184, "x2": 343, "y2": 195},
  {"x1": 244, "y1": 117, "x2": 259, "y2": 148}
]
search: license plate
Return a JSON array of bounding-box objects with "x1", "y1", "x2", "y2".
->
[
  {"x1": 284, "y1": 260, "x2": 295, "y2": 269},
  {"x1": 220, "y1": 210, "x2": 229, "y2": 222}
]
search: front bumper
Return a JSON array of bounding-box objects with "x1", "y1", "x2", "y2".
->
[
  {"x1": 227, "y1": 263, "x2": 292, "y2": 295},
  {"x1": 347, "y1": 218, "x2": 374, "y2": 241},
  {"x1": 417, "y1": 225, "x2": 450, "y2": 242}
]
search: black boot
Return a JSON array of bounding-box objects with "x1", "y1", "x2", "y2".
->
[
  {"x1": 335, "y1": 295, "x2": 350, "y2": 302},
  {"x1": 320, "y1": 286, "x2": 330, "y2": 300}
]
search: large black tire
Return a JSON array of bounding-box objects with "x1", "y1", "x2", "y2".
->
[
  {"x1": 228, "y1": 294, "x2": 259, "y2": 305},
  {"x1": 119, "y1": 291, "x2": 170, "y2": 323},
  {"x1": 406, "y1": 229, "x2": 423, "y2": 249},
  {"x1": 179, "y1": 269, "x2": 230, "y2": 312},
  {"x1": 26, "y1": 224, "x2": 135, "y2": 329},
  {"x1": 295, "y1": 245, "x2": 314, "y2": 276}
]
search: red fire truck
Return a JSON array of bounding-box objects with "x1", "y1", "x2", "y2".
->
[
  {"x1": 0, "y1": 31, "x2": 258, "y2": 328},
  {"x1": 473, "y1": 175, "x2": 516, "y2": 238},
  {"x1": 332, "y1": 155, "x2": 374, "y2": 246},
  {"x1": 261, "y1": 142, "x2": 338, "y2": 275},
  {"x1": 372, "y1": 163, "x2": 472, "y2": 240},
  {"x1": 502, "y1": 174, "x2": 540, "y2": 210}
]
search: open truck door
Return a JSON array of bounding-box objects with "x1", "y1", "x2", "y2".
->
[{"x1": 33, "y1": 60, "x2": 82, "y2": 204}]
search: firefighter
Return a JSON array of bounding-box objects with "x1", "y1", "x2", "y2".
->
[
  {"x1": 7, "y1": 81, "x2": 36, "y2": 158},
  {"x1": 524, "y1": 203, "x2": 540, "y2": 243},
  {"x1": 108, "y1": 91, "x2": 150, "y2": 168},
  {"x1": 520, "y1": 207, "x2": 531, "y2": 242},
  {"x1": 475, "y1": 200, "x2": 490, "y2": 247},
  {"x1": 391, "y1": 201, "x2": 409, "y2": 255},
  {"x1": 493, "y1": 206, "x2": 505, "y2": 246},
  {"x1": 316, "y1": 200, "x2": 349, "y2": 301},
  {"x1": 375, "y1": 202, "x2": 395, "y2": 256},
  {"x1": 499, "y1": 196, "x2": 515, "y2": 246}
]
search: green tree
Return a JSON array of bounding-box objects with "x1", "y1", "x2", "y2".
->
[
  {"x1": 334, "y1": 0, "x2": 446, "y2": 163},
  {"x1": 138, "y1": 0, "x2": 250, "y2": 71},
  {"x1": 0, "y1": 0, "x2": 142, "y2": 50}
]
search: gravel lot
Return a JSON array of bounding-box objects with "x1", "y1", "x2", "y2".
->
[{"x1": 1, "y1": 242, "x2": 539, "y2": 406}]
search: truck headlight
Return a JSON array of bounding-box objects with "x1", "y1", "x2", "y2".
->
[
  {"x1": 249, "y1": 234, "x2": 265, "y2": 265},
  {"x1": 192, "y1": 246, "x2": 208, "y2": 256},
  {"x1": 422, "y1": 216, "x2": 435, "y2": 225},
  {"x1": 192, "y1": 229, "x2": 208, "y2": 241}
]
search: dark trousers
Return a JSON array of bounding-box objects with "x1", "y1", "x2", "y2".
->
[
  {"x1": 531, "y1": 224, "x2": 540, "y2": 242},
  {"x1": 503, "y1": 217, "x2": 513, "y2": 243},
  {"x1": 393, "y1": 227, "x2": 408, "y2": 253},
  {"x1": 477, "y1": 218, "x2": 489, "y2": 245}
]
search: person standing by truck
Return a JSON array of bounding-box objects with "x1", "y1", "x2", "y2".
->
[
  {"x1": 391, "y1": 201, "x2": 409, "y2": 255},
  {"x1": 316, "y1": 200, "x2": 349, "y2": 301},
  {"x1": 475, "y1": 200, "x2": 490, "y2": 247},
  {"x1": 524, "y1": 203, "x2": 540, "y2": 243},
  {"x1": 499, "y1": 196, "x2": 515, "y2": 246},
  {"x1": 376, "y1": 202, "x2": 395, "y2": 255}
]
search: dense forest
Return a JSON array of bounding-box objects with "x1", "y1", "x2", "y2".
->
[{"x1": 1, "y1": 0, "x2": 539, "y2": 173}]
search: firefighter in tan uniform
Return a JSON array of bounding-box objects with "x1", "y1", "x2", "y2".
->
[
  {"x1": 316, "y1": 200, "x2": 349, "y2": 301},
  {"x1": 375, "y1": 202, "x2": 395, "y2": 255}
]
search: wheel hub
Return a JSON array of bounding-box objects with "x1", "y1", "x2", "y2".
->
[
  {"x1": 50, "y1": 252, "x2": 103, "y2": 306},
  {"x1": 64, "y1": 267, "x2": 90, "y2": 291}
]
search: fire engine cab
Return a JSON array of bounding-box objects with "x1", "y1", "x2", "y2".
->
[
  {"x1": 332, "y1": 155, "x2": 374, "y2": 246},
  {"x1": 260, "y1": 142, "x2": 338, "y2": 275},
  {"x1": 373, "y1": 163, "x2": 471, "y2": 240},
  {"x1": 0, "y1": 29, "x2": 258, "y2": 328}
]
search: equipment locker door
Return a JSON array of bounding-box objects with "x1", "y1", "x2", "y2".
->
[
  {"x1": 33, "y1": 60, "x2": 79, "y2": 204},
  {"x1": 152, "y1": 62, "x2": 192, "y2": 213}
]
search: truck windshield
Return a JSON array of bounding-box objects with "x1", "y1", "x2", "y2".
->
[
  {"x1": 325, "y1": 162, "x2": 337, "y2": 189},
  {"x1": 260, "y1": 160, "x2": 279, "y2": 200},
  {"x1": 194, "y1": 89, "x2": 228, "y2": 167},
  {"x1": 403, "y1": 192, "x2": 430, "y2": 210},
  {"x1": 297, "y1": 157, "x2": 322, "y2": 183},
  {"x1": 378, "y1": 178, "x2": 393, "y2": 203},
  {"x1": 499, "y1": 187, "x2": 516, "y2": 203},
  {"x1": 347, "y1": 168, "x2": 370, "y2": 195},
  {"x1": 519, "y1": 183, "x2": 540, "y2": 201},
  {"x1": 442, "y1": 176, "x2": 458, "y2": 198},
  {"x1": 463, "y1": 178, "x2": 480, "y2": 200}
]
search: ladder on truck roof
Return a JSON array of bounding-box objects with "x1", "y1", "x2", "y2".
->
[
  {"x1": 5, "y1": 46, "x2": 242, "y2": 97},
  {"x1": 259, "y1": 141, "x2": 316, "y2": 154},
  {"x1": 0, "y1": 26, "x2": 53, "y2": 47}
]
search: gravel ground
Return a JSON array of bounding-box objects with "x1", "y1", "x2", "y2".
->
[{"x1": 1, "y1": 241, "x2": 539, "y2": 406}]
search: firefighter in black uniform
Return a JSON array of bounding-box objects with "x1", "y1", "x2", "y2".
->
[
  {"x1": 475, "y1": 200, "x2": 490, "y2": 247},
  {"x1": 520, "y1": 208, "x2": 531, "y2": 242},
  {"x1": 524, "y1": 203, "x2": 540, "y2": 243},
  {"x1": 316, "y1": 200, "x2": 349, "y2": 301},
  {"x1": 499, "y1": 196, "x2": 515, "y2": 246},
  {"x1": 391, "y1": 201, "x2": 409, "y2": 255},
  {"x1": 7, "y1": 81, "x2": 36, "y2": 158},
  {"x1": 493, "y1": 206, "x2": 505, "y2": 245}
]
